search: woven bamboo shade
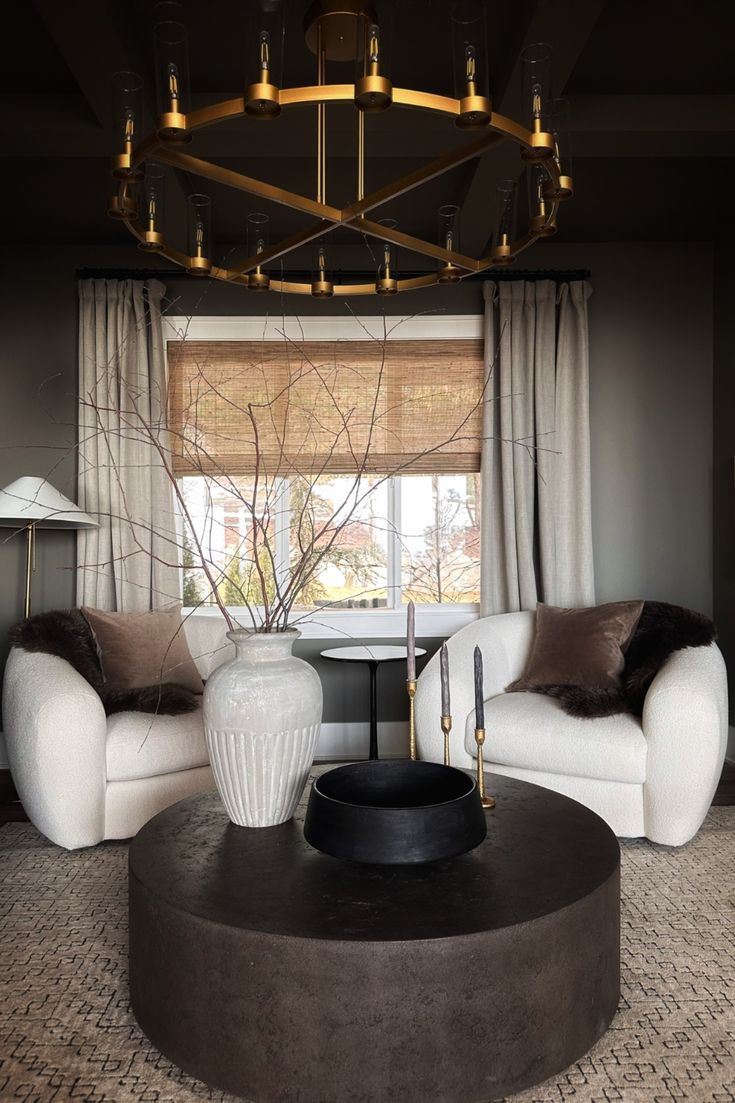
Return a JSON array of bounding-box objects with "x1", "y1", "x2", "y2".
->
[{"x1": 167, "y1": 339, "x2": 485, "y2": 477}]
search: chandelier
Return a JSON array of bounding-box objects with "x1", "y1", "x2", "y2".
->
[{"x1": 108, "y1": 1, "x2": 573, "y2": 298}]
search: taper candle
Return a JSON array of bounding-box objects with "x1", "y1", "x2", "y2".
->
[
  {"x1": 440, "y1": 641, "x2": 450, "y2": 715},
  {"x1": 407, "y1": 600, "x2": 416, "y2": 682},
  {"x1": 474, "y1": 645, "x2": 484, "y2": 730}
]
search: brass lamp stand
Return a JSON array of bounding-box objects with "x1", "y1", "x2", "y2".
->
[
  {"x1": 0, "y1": 476, "x2": 98, "y2": 619},
  {"x1": 23, "y1": 521, "x2": 35, "y2": 619}
]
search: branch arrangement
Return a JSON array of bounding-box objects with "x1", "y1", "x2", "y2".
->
[{"x1": 69, "y1": 302, "x2": 547, "y2": 633}]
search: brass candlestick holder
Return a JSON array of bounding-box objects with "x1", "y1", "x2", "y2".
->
[
  {"x1": 474, "y1": 727, "x2": 495, "y2": 810},
  {"x1": 407, "y1": 679, "x2": 417, "y2": 760},
  {"x1": 441, "y1": 714, "x2": 452, "y2": 766}
]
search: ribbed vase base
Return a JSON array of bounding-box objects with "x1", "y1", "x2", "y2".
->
[{"x1": 205, "y1": 724, "x2": 320, "y2": 828}]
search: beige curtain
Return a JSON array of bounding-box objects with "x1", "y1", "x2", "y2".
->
[
  {"x1": 480, "y1": 279, "x2": 595, "y2": 614},
  {"x1": 77, "y1": 278, "x2": 180, "y2": 610}
]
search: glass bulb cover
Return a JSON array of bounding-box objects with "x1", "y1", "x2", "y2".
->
[
  {"x1": 451, "y1": 1, "x2": 489, "y2": 100},
  {"x1": 521, "y1": 43, "x2": 552, "y2": 131},
  {"x1": 247, "y1": 1, "x2": 285, "y2": 87},
  {"x1": 493, "y1": 180, "x2": 518, "y2": 248},
  {"x1": 154, "y1": 17, "x2": 191, "y2": 117},
  {"x1": 187, "y1": 193, "x2": 212, "y2": 261},
  {"x1": 143, "y1": 165, "x2": 166, "y2": 233},
  {"x1": 112, "y1": 71, "x2": 143, "y2": 151}
]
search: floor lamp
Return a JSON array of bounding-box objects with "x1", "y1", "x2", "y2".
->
[{"x1": 0, "y1": 476, "x2": 98, "y2": 618}]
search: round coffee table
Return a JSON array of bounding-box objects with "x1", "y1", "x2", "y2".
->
[
  {"x1": 129, "y1": 772, "x2": 620, "y2": 1103},
  {"x1": 320, "y1": 645, "x2": 427, "y2": 759}
]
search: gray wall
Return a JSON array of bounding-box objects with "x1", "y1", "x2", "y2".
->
[
  {"x1": 713, "y1": 245, "x2": 735, "y2": 718},
  {"x1": 548, "y1": 242, "x2": 713, "y2": 615},
  {"x1": 0, "y1": 240, "x2": 716, "y2": 747}
]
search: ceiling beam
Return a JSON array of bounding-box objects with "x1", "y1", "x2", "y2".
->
[
  {"x1": 569, "y1": 94, "x2": 735, "y2": 132},
  {"x1": 32, "y1": 0, "x2": 145, "y2": 130}
]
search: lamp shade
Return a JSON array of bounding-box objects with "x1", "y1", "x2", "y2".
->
[{"x1": 0, "y1": 477, "x2": 98, "y2": 529}]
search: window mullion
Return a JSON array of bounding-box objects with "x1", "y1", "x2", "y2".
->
[
  {"x1": 274, "y1": 477, "x2": 290, "y2": 597},
  {"x1": 387, "y1": 476, "x2": 402, "y2": 609}
]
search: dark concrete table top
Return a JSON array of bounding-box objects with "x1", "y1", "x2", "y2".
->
[
  {"x1": 131, "y1": 770, "x2": 619, "y2": 941},
  {"x1": 129, "y1": 769, "x2": 621, "y2": 1103}
]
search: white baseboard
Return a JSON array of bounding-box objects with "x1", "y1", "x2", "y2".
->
[{"x1": 316, "y1": 721, "x2": 408, "y2": 760}]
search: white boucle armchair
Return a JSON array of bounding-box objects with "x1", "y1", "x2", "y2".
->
[
  {"x1": 415, "y1": 611, "x2": 728, "y2": 846},
  {"x1": 2, "y1": 615, "x2": 237, "y2": 850}
]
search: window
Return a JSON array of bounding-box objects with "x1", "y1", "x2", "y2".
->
[
  {"x1": 166, "y1": 315, "x2": 484, "y2": 633},
  {"x1": 180, "y1": 471, "x2": 480, "y2": 612}
]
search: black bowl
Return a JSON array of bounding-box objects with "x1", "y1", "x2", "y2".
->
[{"x1": 303, "y1": 760, "x2": 487, "y2": 865}]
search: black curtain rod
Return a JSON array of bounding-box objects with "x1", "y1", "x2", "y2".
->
[{"x1": 76, "y1": 266, "x2": 590, "y2": 283}]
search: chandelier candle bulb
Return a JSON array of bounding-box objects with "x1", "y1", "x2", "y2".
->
[
  {"x1": 153, "y1": 9, "x2": 191, "y2": 141},
  {"x1": 437, "y1": 204, "x2": 462, "y2": 282},
  {"x1": 520, "y1": 42, "x2": 555, "y2": 161},
  {"x1": 311, "y1": 244, "x2": 333, "y2": 297},
  {"x1": 111, "y1": 71, "x2": 144, "y2": 180},
  {"x1": 544, "y1": 98, "x2": 574, "y2": 200},
  {"x1": 186, "y1": 193, "x2": 212, "y2": 275},
  {"x1": 376, "y1": 217, "x2": 399, "y2": 294},
  {"x1": 245, "y1": 1, "x2": 285, "y2": 119},
  {"x1": 491, "y1": 179, "x2": 519, "y2": 263},
  {"x1": 247, "y1": 212, "x2": 271, "y2": 290},
  {"x1": 451, "y1": 0, "x2": 491, "y2": 128},
  {"x1": 138, "y1": 165, "x2": 166, "y2": 251},
  {"x1": 355, "y1": 14, "x2": 392, "y2": 111}
]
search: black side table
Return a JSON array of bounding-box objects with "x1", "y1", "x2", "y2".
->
[{"x1": 321, "y1": 644, "x2": 427, "y2": 760}]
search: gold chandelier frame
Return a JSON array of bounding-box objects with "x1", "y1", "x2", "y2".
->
[{"x1": 113, "y1": 82, "x2": 572, "y2": 296}]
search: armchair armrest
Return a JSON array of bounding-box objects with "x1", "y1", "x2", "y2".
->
[
  {"x1": 642, "y1": 643, "x2": 728, "y2": 846},
  {"x1": 3, "y1": 647, "x2": 108, "y2": 849}
]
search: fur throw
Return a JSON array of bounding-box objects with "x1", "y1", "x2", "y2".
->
[
  {"x1": 512, "y1": 601, "x2": 716, "y2": 719},
  {"x1": 9, "y1": 609, "x2": 200, "y2": 716}
]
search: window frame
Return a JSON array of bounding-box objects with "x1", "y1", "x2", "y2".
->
[{"x1": 164, "y1": 313, "x2": 484, "y2": 639}]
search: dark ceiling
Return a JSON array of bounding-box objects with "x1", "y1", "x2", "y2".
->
[{"x1": 1, "y1": 0, "x2": 734, "y2": 271}]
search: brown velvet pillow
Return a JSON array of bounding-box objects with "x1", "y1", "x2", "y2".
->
[
  {"x1": 507, "y1": 600, "x2": 644, "y2": 693},
  {"x1": 81, "y1": 605, "x2": 204, "y2": 695}
]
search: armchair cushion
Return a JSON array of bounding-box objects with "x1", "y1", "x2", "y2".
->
[
  {"x1": 507, "y1": 600, "x2": 644, "y2": 691},
  {"x1": 466, "y1": 691, "x2": 648, "y2": 785},
  {"x1": 106, "y1": 706, "x2": 208, "y2": 782},
  {"x1": 506, "y1": 600, "x2": 716, "y2": 720},
  {"x1": 82, "y1": 605, "x2": 204, "y2": 694},
  {"x1": 10, "y1": 609, "x2": 201, "y2": 716}
]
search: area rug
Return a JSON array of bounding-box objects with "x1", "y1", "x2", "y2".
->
[{"x1": 1, "y1": 807, "x2": 733, "y2": 1103}]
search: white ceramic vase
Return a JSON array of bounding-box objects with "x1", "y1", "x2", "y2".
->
[{"x1": 203, "y1": 628, "x2": 322, "y2": 828}]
